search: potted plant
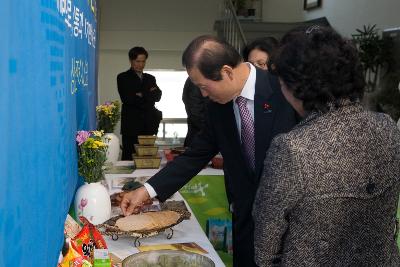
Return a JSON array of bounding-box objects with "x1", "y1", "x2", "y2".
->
[
  {"x1": 96, "y1": 100, "x2": 121, "y2": 163},
  {"x1": 74, "y1": 130, "x2": 111, "y2": 225},
  {"x1": 234, "y1": 0, "x2": 247, "y2": 16},
  {"x1": 352, "y1": 24, "x2": 393, "y2": 93}
]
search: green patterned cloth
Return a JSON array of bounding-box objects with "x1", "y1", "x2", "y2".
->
[{"x1": 179, "y1": 175, "x2": 232, "y2": 267}]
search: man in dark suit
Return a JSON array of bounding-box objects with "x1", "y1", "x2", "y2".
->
[
  {"x1": 181, "y1": 78, "x2": 235, "y2": 207},
  {"x1": 120, "y1": 36, "x2": 297, "y2": 266},
  {"x1": 182, "y1": 77, "x2": 207, "y2": 147},
  {"x1": 117, "y1": 47, "x2": 162, "y2": 160}
]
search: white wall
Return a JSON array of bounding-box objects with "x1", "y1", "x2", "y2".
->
[
  {"x1": 303, "y1": 0, "x2": 400, "y2": 37},
  {"x1": 262, "y1": 0, "x2": 400, "y2": 37},
  {"x1": 262, "y1": 0, "x2": 304, "y2": 22},
  {"x1": 98, "y1": 0, "x2": 222, "y2": 107}
]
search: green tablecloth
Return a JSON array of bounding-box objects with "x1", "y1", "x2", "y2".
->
[{"x1": 179, "y1": 175, "x2": 232, "y2": 267}]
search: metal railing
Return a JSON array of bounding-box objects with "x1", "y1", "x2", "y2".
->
[{"x1": 220, "y1": 0, "x2": 247, "y2": 52}]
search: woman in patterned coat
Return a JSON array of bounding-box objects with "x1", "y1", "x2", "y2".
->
[{"x1": 253, "y1": 25, "x2": 400, "y2": 266}]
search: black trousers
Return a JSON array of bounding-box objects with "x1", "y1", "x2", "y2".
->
[
  {"x1": 121, "y1": 135, "x2": 139, "y2": 160},
  {"x1": 232, "y1": 210, "x2": 257, "y2": 267}
]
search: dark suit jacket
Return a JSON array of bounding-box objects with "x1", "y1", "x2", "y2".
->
[
  {"x1": 117, "y1": 69, "x2": 162, "y2": 136},
  {"x1": 182, "y1": 78, "x2": 207, "y2": 147},
  {"x1": 148, "y1": 69, "x2": 298, "y2": 266},
  {"x1": 253, "y1": 103, "x2": 400, "y2": 266}
]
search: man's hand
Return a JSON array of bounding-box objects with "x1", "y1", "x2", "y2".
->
[
  {"x1": 110, "y1": 192, "x2": 126, "y2": 206},
  {"x1": 120, "y1": 186, "x2": 152, "y2": 216}
]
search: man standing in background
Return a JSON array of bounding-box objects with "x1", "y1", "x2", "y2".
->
[
  {"x1": 117, "y1": 47, "x2": 162, "y2": 160},
  {"x1": 182, "y1": 77, "x2": 208, "y2": 147}
]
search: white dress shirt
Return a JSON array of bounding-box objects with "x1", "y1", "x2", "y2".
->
[{"x1": 233, "y1": 63, "x2": 256, "y2": 140}]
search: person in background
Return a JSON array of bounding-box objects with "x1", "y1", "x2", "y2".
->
[
  {"x1": 253, "y1": 25, "x2": 400, "y2": 266},
  {"x1": 242, "y1": 37, "x2": 278, "y2": 70},
  {"x1": 117, "y1": 47, "x2": 162, "y2": 160},
  {"x1": 182, "y1": 77, "x2": 207, "y2": 147},
  {"x1": 119, "y1": 35, "x2": 298, "y2": 266}
]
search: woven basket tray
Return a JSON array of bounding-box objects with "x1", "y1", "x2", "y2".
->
[
  {"x1": 97, "y1": 213, "x2": 185, "y2": 237},
  {"x1": 96, "y1": 211, "x2": 186, "y2": 245}
]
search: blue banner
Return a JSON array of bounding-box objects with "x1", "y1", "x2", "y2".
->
[{"x1": 0, "y1": 0, "x2": 98, "y2": 265}]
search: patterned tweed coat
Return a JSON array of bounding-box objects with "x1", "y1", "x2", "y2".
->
[{"x1": 253, "y1": 102, "x2": 400, "y2": 266}]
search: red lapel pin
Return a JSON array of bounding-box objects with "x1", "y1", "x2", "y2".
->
[{"x1": 263, "y1": 103, "x2": 272, "y2": 113}]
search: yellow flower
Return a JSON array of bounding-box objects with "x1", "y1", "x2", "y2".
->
[
  {"x1": 92, "y1": 130, "x2": 103, "y2": 137},
  {"x1": 89, "y1": 143, "x2": 98, "y2": 149},
  {"x1": 104, "y1": 106, "x2": 113, "y2": 115},
  {"x1": 94, "y1": 140, "x2": 106, "y2": 147},
  {"x1": 84, "y1": 137, "x2": 95, "y2": 145}
]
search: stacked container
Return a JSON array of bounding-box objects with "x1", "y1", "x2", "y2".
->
[{"x1": 133, "y1": 135, "x2": 161, "y2": 169}]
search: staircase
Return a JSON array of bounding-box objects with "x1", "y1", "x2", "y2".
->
[
  {"x1": 215, "y1": 0, "x2": 330, "y2": 48},
  {"x1": 215, "y1": 19, "x2": 306, "y2": 43}
]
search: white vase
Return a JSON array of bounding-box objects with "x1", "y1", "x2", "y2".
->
[
  {"x1": 104, "y1": 133, "x2": 120, "y2": 163},
  {"x1": 74, "y1": 182, "x2": 111, "y2": 225}
]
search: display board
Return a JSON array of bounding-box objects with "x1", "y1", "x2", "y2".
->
[{"x1": 0, "y1": 0, "x2": 98, "y2": 265}]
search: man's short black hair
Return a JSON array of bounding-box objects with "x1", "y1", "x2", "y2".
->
[
  {"x1": 128, "y1": 47, "x2": 148, "y2": 60},
  {"x1": 242, "y1": 37, "x2": 278, "y2": 61},
  {"x1": 272, "y1": 25, "x2": 365, "y2": 113},
  {"x1": 182, "y1": 35, "x2": 242, "y2": 81}
]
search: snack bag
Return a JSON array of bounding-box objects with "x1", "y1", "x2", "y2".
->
[
  {"x1": 64, "y1": 214, "x2": 82, "y2": 239},
  {"x1": 59, "y1": 241, "x2": 93, "y2": 267},
  {"x1": 88, "y1": 223, "x2": 107, "y2": 250},
  {"x1": 206, "y1": 219, "x2": 226, "y2": 250},
  {"x1": 72, "y1": 217, "x2": 108, "y2": 262}
]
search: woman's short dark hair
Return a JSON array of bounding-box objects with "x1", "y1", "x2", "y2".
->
[
  {"x1": 182, "y1": 35, "x2": 242, "y2": 81},
  {"x1": 242, "y1": 37, "x2": 278, "y2": 61},
  {"x1": 272, "y1": 25, "x2": 365, "y2": 113},
  {"x1": 128, "y1": 47, "x2": 148, "y2": 60}
]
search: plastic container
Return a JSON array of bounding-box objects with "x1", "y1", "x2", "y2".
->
[
  {"x1": 164, "y1": 147, "x2": 185, "y2": 162},
  {"x1": 211, "y1": 156, "x2": 223, "y2": 169},
  {"x1": 164, "y1": 150, "x2": 180, "y2": 162}
]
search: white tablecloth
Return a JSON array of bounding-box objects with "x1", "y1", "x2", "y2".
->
[{"x1": 104, "y1": 161, "x2": 225, "y2": 267}]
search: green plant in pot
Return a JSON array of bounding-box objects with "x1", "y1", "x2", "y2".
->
[
  {"x1": 234, "y1": 0, "x2": 247, "y2": 16},
  {"x1": 96, "y1": 100, "x2": 121, "y2": 163},
  {"x1": 74, "y1": 130, "x2": 111, "y2": 224},
  {"x1": 352, "y1": 24, "x2": 393, "y2": 93}
]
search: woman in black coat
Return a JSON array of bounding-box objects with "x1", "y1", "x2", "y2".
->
[{"x1": 253, "y1": 26, "x2": 400, "y2": 266}]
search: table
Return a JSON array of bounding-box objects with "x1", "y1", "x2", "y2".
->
[{"x1": 104, "y1": 161, "x2": 225, "y2": 267}]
